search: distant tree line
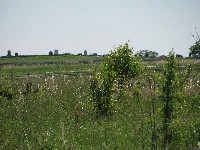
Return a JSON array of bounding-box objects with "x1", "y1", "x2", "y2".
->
[{"x1": 136, "y1": 50, "x2": 159, "y2": 58}]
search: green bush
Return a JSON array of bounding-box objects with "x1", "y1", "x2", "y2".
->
[{"x1": 90, "y1": 43, "x2": 141, "y2": 117}]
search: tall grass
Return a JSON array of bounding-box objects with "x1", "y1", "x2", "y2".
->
[{"x1": 0, "y1": 54, "x2": 199, "y2": 149}]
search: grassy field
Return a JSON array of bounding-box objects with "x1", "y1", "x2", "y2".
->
[
  {"x1": 0, "y1": 63, "x2": 99, "y2": 78},
  {"x1": 0, "y1": 55, "x2": 103, "y2": 64},
  {"x1": 0, "y1": 55, "x2": 200, "y2": 149},
  {"x1": 0, "y1": 55, "x2": 101, "y2": 78}
]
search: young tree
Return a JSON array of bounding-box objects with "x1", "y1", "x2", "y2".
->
[
  {"x1": 90, "y1": 43, "x2": 141, "y2": 117},
  {"x1": 161, "y1": 51, "x2": 192, "y2": 149},
  {"x1": 162, "y1": 52, "x2": 178, "y2": 149}
]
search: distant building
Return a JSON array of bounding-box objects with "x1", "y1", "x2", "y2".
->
[
  {"x1": 49, "y1": 51, "x2": 53, "y2": 56},
  {"x1": 77, "y1": 53, "x2": 82, "y2": 56},
  {"x1": 54, "y1": 50, "x2": 59, "y2": 55},
  {"x1": 15, "y1": 53, "x2": 18, "y2": 57},
  {"x1": 7, "y1": 50, "x2": 12, "y2": 57},
  {"x1": 84, "y1": 50, "x2": 87, "y2": 56}
]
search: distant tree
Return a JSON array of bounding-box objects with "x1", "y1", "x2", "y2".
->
[
  {"x1": 64, "y1": 53, "x2": 71, "y2": 55},
  {"x1": 160, "y1": 55, "x2": 166, "y2": 57},
  {"x1": 136, "y1": 50, "x2": 148, "y2": 57},
  {"x1": 136, "y1": 50, "x2": 159, "y2": 58},
  {"x1": 189, "y1": 40, "x2": 200, "y2": 59},
  {"x1": 149, "y1": 51, "x2": 159, "y2": 58},
  {"x1": 189, "y1": 28, "x2": 200, "y2": 59},
  {"x1": 176, "y1": 54, "x2": 183, "y2": 58}
]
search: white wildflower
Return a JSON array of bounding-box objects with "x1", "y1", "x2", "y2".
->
[{"x1": 198, "y1": 141, "x2": 200, "y2": 149}]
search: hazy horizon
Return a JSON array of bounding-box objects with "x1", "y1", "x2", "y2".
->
[{"x1": 0, "y1": 0, "x2": 200, "y2": 57}]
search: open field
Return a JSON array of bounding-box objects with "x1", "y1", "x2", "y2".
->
[
  {"x1": 0, "y1": 55, "x2": 103, "y2": 64},
  {"x1": 0, "y1": 55, "x2": 200, "y2": 149},
  {"x1": 1, "y1": 56, "x2": 199, "y2": 78},
  {"x1": 0, "y1": 55, "x2": 102, "y2": 78}
]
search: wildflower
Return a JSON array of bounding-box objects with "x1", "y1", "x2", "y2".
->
[{"x1": 198, "y1": 141, "x2": 200, "y2": 149}]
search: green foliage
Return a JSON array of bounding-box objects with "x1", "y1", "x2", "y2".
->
[
  {"x1": 0, "y1": 49, "x2": 199, "y2": 149},
  {"x1": 0, "y1": 82, "x2": 14, "y2": 100},
  {"x1": 190, "y1": 39, "x2": 200, "y2": 59},
  {"x1": 136, "y1": 50, "x2": 159, "y2": 58},
  {"x1": 90, "y1": 43, "x2": 141, "y2": 117},
  {"x1": 90, "y1": 71, "x2": 115, "y2": 117},
  {"x1": 161, "y1": 52, "x2": 178, "y2": 149},
  {"x1": 106, "y1": 43, "x2": 141, "y2": 79},
  {"x1": 189, "y1": 28, "x2": 200, "y2": 59},
  {"x1": 161, "y1": 52, "x2": 195, "y2": 149},
  {"x1": 0, "y1": 63, "x2": 99, "y2": 77}
]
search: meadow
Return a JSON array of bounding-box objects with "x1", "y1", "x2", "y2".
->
[{"x1": 0, "y1": 53, "x2": 200, "y2": 149}]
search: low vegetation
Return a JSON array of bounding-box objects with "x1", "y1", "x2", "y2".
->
[{"x1": 0, "y1": 43, "x2": 199, "y2": 149}]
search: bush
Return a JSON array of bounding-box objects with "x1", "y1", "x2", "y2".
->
[{"x1": 90, "y1": 43, "x2": 141, "y2": 117}]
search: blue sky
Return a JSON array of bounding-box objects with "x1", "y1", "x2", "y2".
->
[{"x1": 0, "y1": 0, "x2": 200, "y2": 57}]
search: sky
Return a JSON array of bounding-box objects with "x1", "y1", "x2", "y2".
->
[{"x1": 0, "y1": 0, "x2": 200, "y2": 57}]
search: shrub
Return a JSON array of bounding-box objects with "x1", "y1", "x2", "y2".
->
[{"x1": 90, "y1": 43, "x2": 141, "y2": 117}]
